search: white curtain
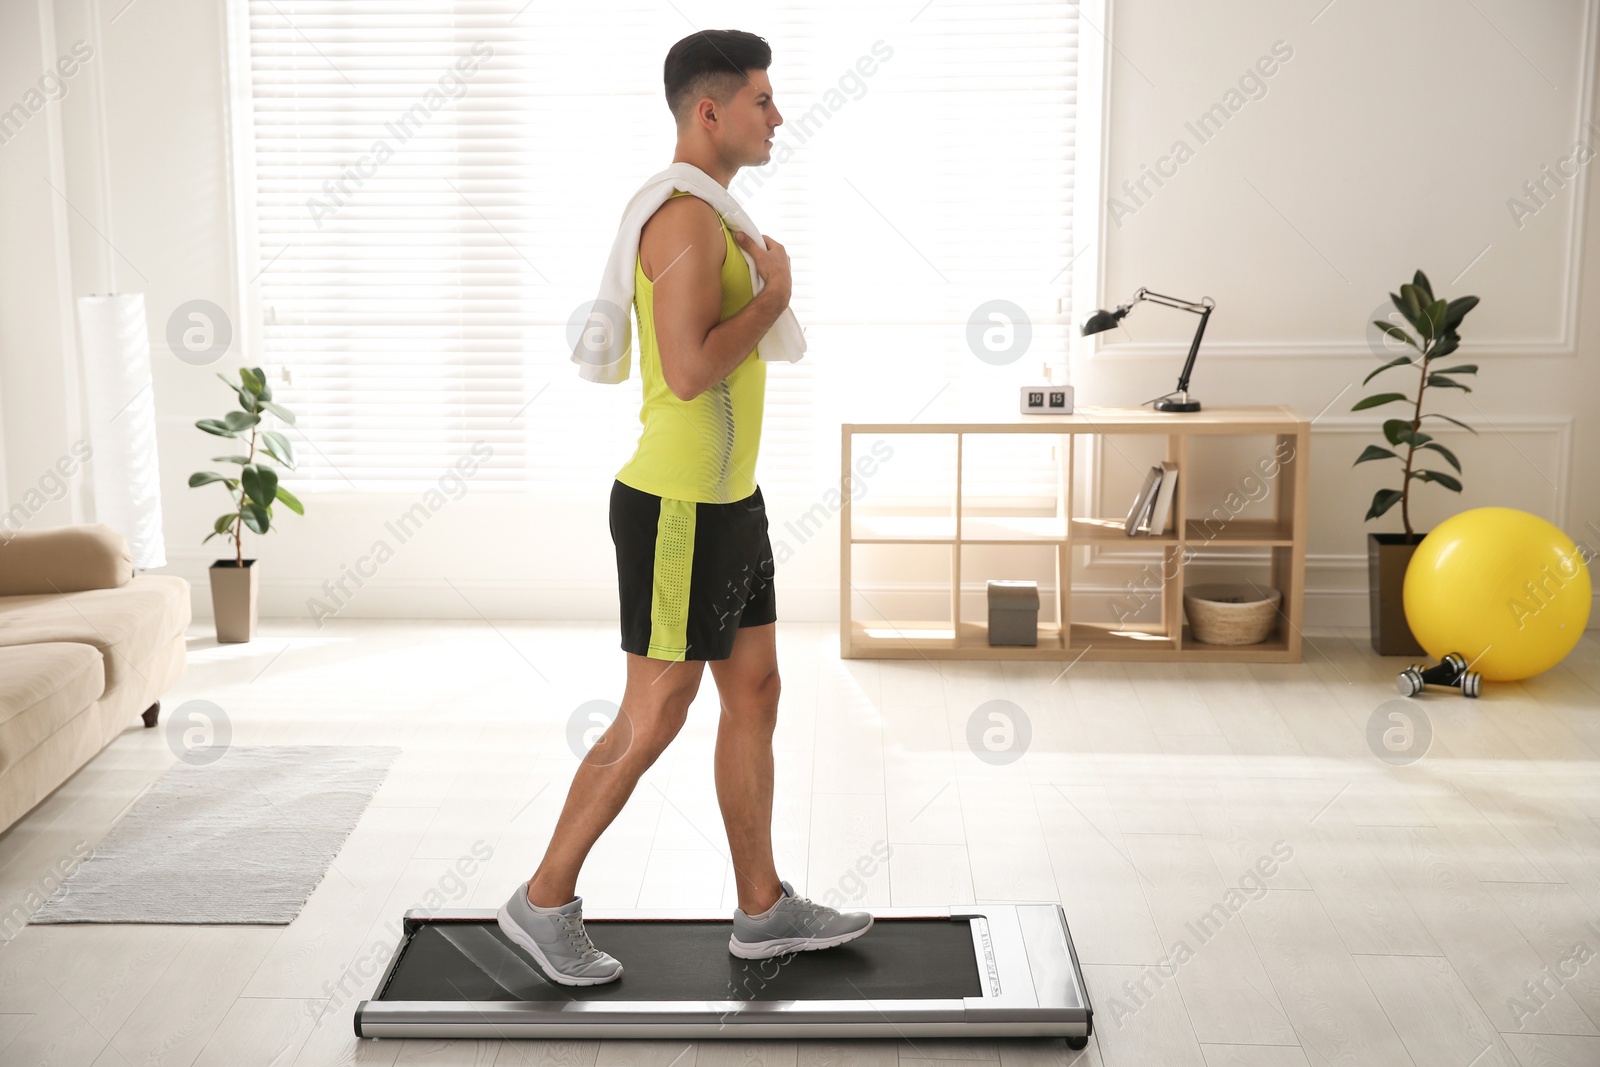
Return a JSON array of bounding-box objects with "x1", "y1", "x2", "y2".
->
[
  {"x1": 77, "y1": 293, "x2": 167, "y2": 569},
  {"x1": 244, "y1": 1, "x2": 1077, "y2": 503}
]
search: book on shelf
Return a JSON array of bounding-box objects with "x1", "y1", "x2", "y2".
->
[
  {"x1": 1124, "y1": 462, "x2": 1179, "y2": 536},
  {"x1": 1146, "y1": 461, "x2": 1179, "y2": 536},
  {"x1": 1124, "y1": 466, "x2": 1162, "y2": 535}
]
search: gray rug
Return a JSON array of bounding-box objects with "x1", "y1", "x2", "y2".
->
[{"x1": 31, "y1": 745, "x2": 400, "y2": 925}]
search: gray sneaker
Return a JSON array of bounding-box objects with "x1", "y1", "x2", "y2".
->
[
  {"x1": 497, "y1": 882, "x2": 623, "y2": 986},
  {"x1": 729, "y1": 879, "x2": 873, "y2": 959}
]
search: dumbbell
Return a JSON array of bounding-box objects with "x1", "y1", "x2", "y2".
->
[{"x1": 1395, "y1": 652, "x2": 1481, "y2": 698}]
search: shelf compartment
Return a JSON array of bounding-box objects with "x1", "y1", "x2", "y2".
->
[
  {"x1": 853, "y1": 620, "x2": 960, "y2": 646},
  {"x1": 846, "y1": 542, "x2": 954, "y2": 642},
  {"x1": 851, "y1": 513, "x2": 957, "y2": 542},
  {"x1": 1071, "y1": 517, "x2": 1179, "y2": 543},
  {"x1": 958, "y1": 619, "x2": 1066, "y2": 653},
  {"x1": 1180, "y1": 624, "x2": 1291, "y2": 656},
  {"x1": 960, "y1": 515, "x2": 1069, "y2": 542},
  {"x1": 1068, "y1": 621, "x2": 1174, "y2": 652},
  {"x1": 1177, "y1": 543, "x2": 1300, "y2": 660},
  {"x1": 1182, "y1": 518, "x2": 1294, "y2": 545},
  {"x1": 848, "y1": 620, "x2": 1067, "y2": 660},
  {"x1": 958, "y1": 542, "x2": 1066, "y2": 649},
  {"x1": 851, "y1": 513, "x2": 1074, "y2": 542},
  {"x1": 846, "y1": 430, "x2": 956, "y2": 542}
]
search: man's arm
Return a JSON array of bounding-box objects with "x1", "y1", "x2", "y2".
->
[{"x1": 643, "y1": 196, "x2": 791, "y2": 402}]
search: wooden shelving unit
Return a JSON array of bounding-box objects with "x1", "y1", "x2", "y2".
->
[{"x1": 839, "y1": 406, "x2": 1310, "y2": 663}]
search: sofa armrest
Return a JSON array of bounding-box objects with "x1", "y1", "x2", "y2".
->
[{"x1": 0, "y1": 523, "x2": 133, "y2": 595}]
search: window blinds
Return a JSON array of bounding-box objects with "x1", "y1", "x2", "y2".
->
[{"x1": 245, "y1": 1, "x2": 1076, "y2": 499}]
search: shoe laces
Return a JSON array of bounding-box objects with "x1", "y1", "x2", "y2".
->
[
  {"x1": 783, "y1": 892, "x2": 829, "y2": 932},
  {"x1": 556, "y1": 910, "x2": 602, "y2": 959}
]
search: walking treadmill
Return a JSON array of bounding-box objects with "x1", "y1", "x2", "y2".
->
[{"x1": 355, "y1": 903, "x2": 1093, "y2": 1047}]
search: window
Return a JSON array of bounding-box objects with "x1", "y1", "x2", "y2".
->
[{"x1": 243, "y1": 1, "x2": 1077, "y2": 500}]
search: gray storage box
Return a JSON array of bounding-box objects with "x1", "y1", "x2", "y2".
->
[{"x1": 986, "y1": 580, "x2": 1040, "y2": 646}]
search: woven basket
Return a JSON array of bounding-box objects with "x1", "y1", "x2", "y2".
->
[{"x1": 1183, "y1": 583, "x2": 1281, "y2": 646}]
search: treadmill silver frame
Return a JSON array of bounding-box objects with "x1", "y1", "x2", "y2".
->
[{"x1": 355, "y1": 903, "x2": 1093, "y2": 1041}]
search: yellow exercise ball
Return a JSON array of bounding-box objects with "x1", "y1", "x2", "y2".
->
[{"x1": 1403, "y1": 506, "x2": 1591, "y2": 681}]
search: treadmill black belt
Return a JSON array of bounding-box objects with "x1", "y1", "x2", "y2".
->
[{"x1": 376, "y1": 917, "x2": 984, "y2": 1003}]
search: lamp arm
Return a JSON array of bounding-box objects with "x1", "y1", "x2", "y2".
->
[
  {"x1": 1131, "y1": 288, "x2": 1214, "y2": 315},
  {"x1": 1174, "y1": 304, "x2": 1212, "y2": 393}
]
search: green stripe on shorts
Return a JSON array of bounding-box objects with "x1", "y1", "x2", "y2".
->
[{"x1": 648, "y1": 497, "x2": 696, "y2": 660}]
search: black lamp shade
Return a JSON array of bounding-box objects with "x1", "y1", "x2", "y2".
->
[{"x1": 1080, "y1": 307, "x2": 1126, "y2": 336}]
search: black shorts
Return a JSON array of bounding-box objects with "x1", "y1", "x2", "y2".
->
[{"x1": 609, "y1": 479, "x2": 776, "y2": 661}]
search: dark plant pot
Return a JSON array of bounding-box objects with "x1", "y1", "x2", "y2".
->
[
  {"x1": 210, "y1": 559, "x2": 259, "y2": 644},
  {"x1": 1367, "y1": 533, "x2": 1426, "y2": 656}
]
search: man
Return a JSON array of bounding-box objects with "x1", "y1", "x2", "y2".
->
[{"x1": 498, "y1": 29, "x2": 872, "y2": 986}]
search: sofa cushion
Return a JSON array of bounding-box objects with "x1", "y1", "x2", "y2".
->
[
  {"x1": 0, "y1": 642, "x2": 105, "y2": 774},
  {"x1": 0, "y1": 575, "x2": 190, "y2": 693},
  {"x1": 0, "y1": 523, "x2": 132, "y2": 596}
]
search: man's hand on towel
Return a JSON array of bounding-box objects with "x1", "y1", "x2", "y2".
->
[{"x1": 735, "y1": 231, "x2": 792, "y2": 310}]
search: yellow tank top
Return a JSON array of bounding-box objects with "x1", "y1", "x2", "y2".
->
[{"x1": 615, "y1": 190, "x2": 767, "y2": 504}]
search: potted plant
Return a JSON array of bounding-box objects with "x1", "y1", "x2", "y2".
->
[
  {"x1": 1353, "y1": 270, "x2": 1478, "y2": 654},
  {"x1": 189, "y1": 366, "x2": 303, "y2": 643}
]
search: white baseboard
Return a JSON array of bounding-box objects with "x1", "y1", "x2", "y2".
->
[{"x1": 174, "y1": 573, "x2": 1596, "y2": 634}]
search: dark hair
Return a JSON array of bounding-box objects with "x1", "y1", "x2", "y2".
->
[{"x1": 663, "y1": 30, "x2": 771, "y2": 125}]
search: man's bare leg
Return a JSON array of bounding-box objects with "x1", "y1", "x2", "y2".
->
[
  {"x1": 708, "y1": 622, "x2": 784, "y2": 915},
  {"x1": 525, "y1": 653, "x2": 706, "y2": 908}
]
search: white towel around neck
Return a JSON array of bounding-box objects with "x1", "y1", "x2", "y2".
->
[{"x1": 570, "y1": 162, "x2": 806, "y2": 384}]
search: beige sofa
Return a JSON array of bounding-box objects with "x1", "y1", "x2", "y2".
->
[{"x1": 0, "y1": 524, "x2": 189, "y2": 834}]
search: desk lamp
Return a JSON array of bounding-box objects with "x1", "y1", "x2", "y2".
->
[{"x1": 1080, "y1": 288, "x2": 1216, "y2": 412}]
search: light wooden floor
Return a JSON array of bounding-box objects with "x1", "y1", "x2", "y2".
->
[{"x1": 1, "y1": 619, "x2": 1598, "y2": 1067}]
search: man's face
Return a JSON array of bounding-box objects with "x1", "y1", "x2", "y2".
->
[{"x1": 719, "y1": 69, "x2": 782, "y2": 166}]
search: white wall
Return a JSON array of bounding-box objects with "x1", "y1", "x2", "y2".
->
[{"x1": 2, "y1": 0, "x2": 1596, "y2": 632}]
